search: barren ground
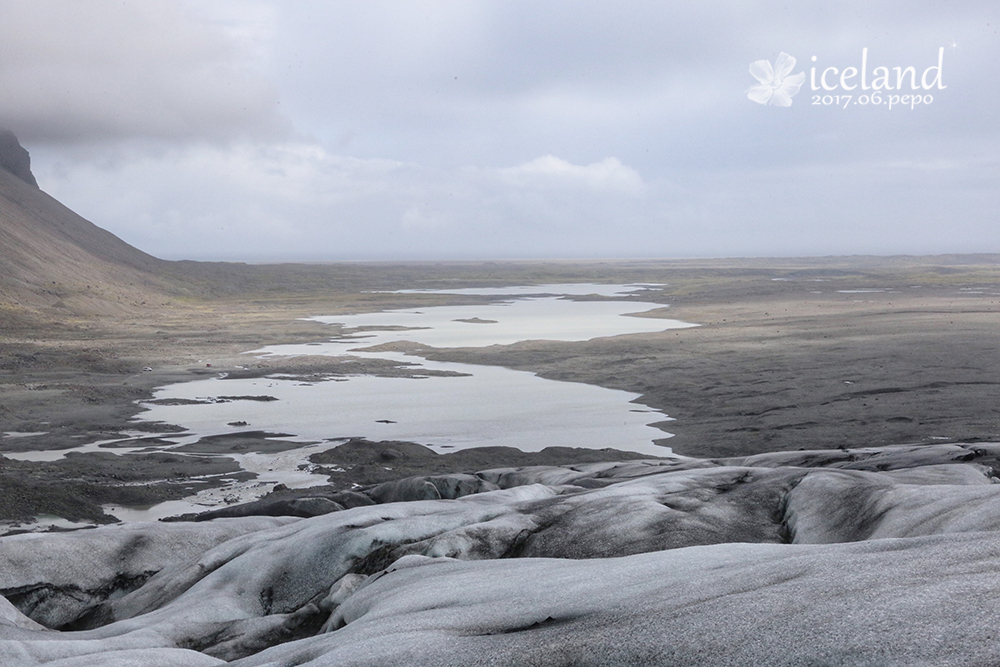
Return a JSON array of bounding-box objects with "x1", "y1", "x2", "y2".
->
[{"x1": 2, "y1": 258, "x2": 998, "y2": 525}]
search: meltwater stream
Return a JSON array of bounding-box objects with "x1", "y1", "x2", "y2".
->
[{"x1": 9, "y1": 285, "x2": 698, "y2": 524}]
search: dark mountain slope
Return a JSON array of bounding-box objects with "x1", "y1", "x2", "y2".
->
[
  {"x1": 0, "y1": 132, "x2": 277, "y2": 322},
  {"x1": 0, "y1": 161, "x2": 178, "y2": 319},
  {"x1": 0, "y1": 130, "x2": 39, "y2": 188},
  {"x1": 0, "y1": 131, "x2": 385, "y2": 322}
]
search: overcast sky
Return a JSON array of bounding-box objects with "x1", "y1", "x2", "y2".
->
[{"x1": 0, "y1": 0, "x2": 996, "y2": 261}]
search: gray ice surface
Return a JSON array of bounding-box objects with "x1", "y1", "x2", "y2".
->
[{"x1": 3, "y1": 442, "x2": 1000, "y2": 666}]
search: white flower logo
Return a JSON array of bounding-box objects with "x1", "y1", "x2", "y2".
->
[{"x1": 748, "y1": 52, "x2": 806, "y2": 106}]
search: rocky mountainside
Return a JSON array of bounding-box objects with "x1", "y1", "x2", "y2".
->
[
  {"x1": 0, "y1": 132, "x2": 182, "y2": 321},
  {"x1": 0, "y1": 131, "x2": 38, "y2": 188},
  {"x1": 0, "y1": 131, "x2": 398, "y2": 325}
]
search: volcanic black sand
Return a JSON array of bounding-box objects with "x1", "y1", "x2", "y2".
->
[{"x1": 2, "y1": 257, "x2": 999, "y2": 527}]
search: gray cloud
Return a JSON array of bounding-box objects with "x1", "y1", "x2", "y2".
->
[
  {"x1": 0, "y1": 0, "x2": 286, "y2": 143},
  {"x1": 10, "y1": 0, "x2": 1000, "y2": 260},
  {"x1": 33, "y1": 140, "x2": 999, "y2": 261}
]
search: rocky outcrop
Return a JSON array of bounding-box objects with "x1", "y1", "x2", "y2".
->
[
  {"x1": 366, "y1": 473, "x2": 500, "y2": 503},
  {"x1": 180, "y1": 496, "x2": 344, "y2": 521},
  {"x1": 0, "y1": 130, "x2": 38, "y2": 188},
  {"x1": 2, "y1": 442, "x2": 1000, "y2": 665}
]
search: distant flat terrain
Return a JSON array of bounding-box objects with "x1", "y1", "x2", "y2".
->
[{"x1": 2, "y1": 257, "x2": 999, "y2": 523}]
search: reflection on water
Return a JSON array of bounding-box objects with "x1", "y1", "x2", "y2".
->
[
  {"x1": 8, "y1": 285, "x2": 697, "y2": 525},
  {"x1": 139, "y1": 354, "x2": 677, "y2": 456},
  {"x1": 262, "y1": 284, "x2": 693, "y2": 353},
  {"x1": 140, "y1": 284, "x2": 695, "y2": 456}
]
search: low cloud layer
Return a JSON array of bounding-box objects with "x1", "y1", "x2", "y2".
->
[
  {"x1": 0, "y1": 0, "x2": 285, "y2": 143},
  {"x1": 4, "y1": 0, "x2": 999, "y2": 260},
  {"x1": 34, "y1": 141, "x2": 998, "y2": 261}
]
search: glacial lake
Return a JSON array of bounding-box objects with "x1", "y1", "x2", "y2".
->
[
  {"x1": 6, "y1": 284, "x2": 698, "y2": 524},
  {"x1": 138, "y1": 284, "x2": 696, "y2": 457}
]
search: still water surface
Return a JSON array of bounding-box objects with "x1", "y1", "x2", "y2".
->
[
  {"x1": 7, "y1": 284, "x2": 698, "y2": 525},
  {"x1": 139, "y1": 284, "x2": 696, "y2": 455}
]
